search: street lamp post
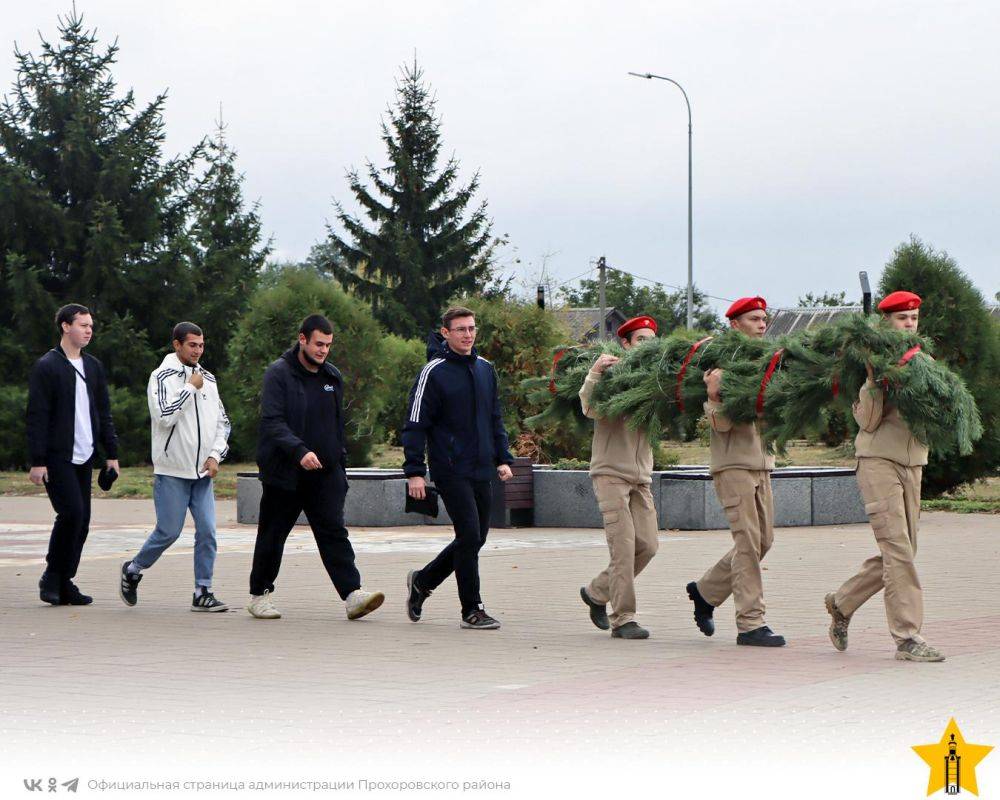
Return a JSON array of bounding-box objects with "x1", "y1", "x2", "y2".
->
[{"x1": 628, "y1": 71, "x2": 693, "y2": 329}]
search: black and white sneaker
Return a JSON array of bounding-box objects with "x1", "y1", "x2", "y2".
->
[
  {"x1": 461, "y1": 606, "x2": 501, "y2": 630},
  {"x1": 406, "y1": 569, "x2": 431, "y2": 622},
  {"x1": 191, "y1": 588, "x2": 228, "y2": 612},
  {"x1": 119, "y1": 561, "x2": 142, "y2": 607}
]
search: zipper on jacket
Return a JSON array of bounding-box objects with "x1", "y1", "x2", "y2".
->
[
  {"x1": 164, "y1": 426, "x2": 176, "y2": 455},
  {"x1": 193, "y1": 372, "x2": 202, "y2": 478}
]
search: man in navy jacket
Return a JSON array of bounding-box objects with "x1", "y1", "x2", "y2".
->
[{"x1": 403, "y1": 306, "x2": 514, "y2": 630}]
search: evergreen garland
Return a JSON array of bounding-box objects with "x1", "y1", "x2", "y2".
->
[{"x1": 523, "y1": 314, "x2": 982, "y2": 456}]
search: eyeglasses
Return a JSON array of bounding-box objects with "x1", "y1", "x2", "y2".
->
[{"x1": 449, "y1": 326, "x2": 477, "y2": 335}]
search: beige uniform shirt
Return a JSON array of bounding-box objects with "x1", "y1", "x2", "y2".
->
[
  {"x1": 579, "y1": 371, "x2": 653, "y2": 485},
  {"x1": 704, "y1": 400, "x2": 775, "y2": 474},
  {"x1": 853, "y1": 378, "x2": 929, "y2": 466}
]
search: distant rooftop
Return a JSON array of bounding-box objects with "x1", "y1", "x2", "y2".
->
[
  {"x1": 767, "y1": 303, "x2": 1000, "y2": 338},
  {"x1": 554, "y1": 307, "x2": 628, "y2": 342},
  {"x1": 765, "y1": 306, "x2": 863, "y2": 338}
]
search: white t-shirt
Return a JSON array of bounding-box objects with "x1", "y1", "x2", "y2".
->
[{"x1": 68, "y1": 357, "x2": 94, "y2": 465}]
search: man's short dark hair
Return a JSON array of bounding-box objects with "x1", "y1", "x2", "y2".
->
[
  {"x1": 55, "y1": 304, "x2": 90, "y2": 335},
  {"x1": 172, "y1": 321, "x2": 203, "y2": 344},
  {"x1": 441, "y1": 306, "x2": 475, "y2": 329},
  {"x1": 299, "y1": 314, "x2": 333, "y2": 341}
]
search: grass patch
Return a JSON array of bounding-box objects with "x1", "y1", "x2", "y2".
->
[{"x1": 0, "y1": 462, "x2": 251, "y2": 500}]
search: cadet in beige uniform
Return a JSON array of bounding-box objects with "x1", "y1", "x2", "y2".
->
[
  {"x1": 579, "y1": 316, "x2": 660, "y2": 640},
  {"x1": 685, "y1": 296, "x2": 787, "y2": 647},
  {"x1": 825, "y1": 291, "x2": 944, "y2": 662}
]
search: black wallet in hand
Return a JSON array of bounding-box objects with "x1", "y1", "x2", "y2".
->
[{"x1": 404, "y1": 485, "x2": 440, "y2": 518}]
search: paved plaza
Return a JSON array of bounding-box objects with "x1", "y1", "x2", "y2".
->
[{"x1": 1, "y1": 496, "x2": 998, "y2": 797}]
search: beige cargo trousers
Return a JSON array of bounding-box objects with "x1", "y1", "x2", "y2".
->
[
  {"x1": 586, "y1": 475, "x2": 659, "y2": 629},
  {"x1": 833, "y1": 457, "x2": 924, "y2": 644},
  {"x1": 696, "y1": 468, "x2": 774, "y2": 632}
]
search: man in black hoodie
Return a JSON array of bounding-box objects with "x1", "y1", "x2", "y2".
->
[
  {"x1": 402, "y1": 306, "x2": 514, "y2": 630},
  {"x1": 246, "y1": 314, "x2": 384, "y2": 620},
  {"x1": 27, "y1": 304, "x2": 119, "y2": 605}
]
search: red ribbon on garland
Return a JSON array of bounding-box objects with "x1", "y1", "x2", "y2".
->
[
  {"x1": 882, "y1": 344, "x2": 923, "y2": 391},
  {"x1": 898, "y1": 344, "x2": 922, "y2": 366},
  {"x1": 548, "y1": 349, "x2": 567, "y2": 395},
  {"x1": 756, "y1": 348, "x2": 786, "y2": 416},
  {"x1": 675, "y1": 337, "x2": 714, "y2": 412}
]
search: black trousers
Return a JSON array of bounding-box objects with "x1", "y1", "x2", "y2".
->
[
  {"x1": 249, "y1": 469, "x2": 361, "y2": 599},
  {"x1": 417, "y1": 476, "x2": 492, "y2": 615},
  {"x1": 43, "y1": 460, "x2": 93, "y2": 581}
]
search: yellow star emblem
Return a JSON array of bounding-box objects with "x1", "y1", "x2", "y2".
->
[{"x1": 912, "y1": 718, "x2": 993, "y2": 796}]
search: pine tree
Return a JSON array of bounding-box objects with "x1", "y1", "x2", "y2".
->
[
  {"x1": 317, "y1": 59, "x2": 498, "y2": 337},
  {"x1": 188, "y1": 118, "x2": 271, "y2": 358},
  {"x1": 0, "y1": 10, "x2": 199, "y2": 383}
]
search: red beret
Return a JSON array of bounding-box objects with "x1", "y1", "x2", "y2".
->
[
  {"x1": 878, "y1": 291, "x2": 921, "y2": 313},
  {"x1": 725, "y1": 296, "x2": 767, "y2": 319},
  {"x1": 616, "y1": 315, "x2": 658, "y2": 338}
]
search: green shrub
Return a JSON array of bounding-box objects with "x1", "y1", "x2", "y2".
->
[
  {"x1": 225, "y1": 267, "x2": 387, "y2": 466},
  {"x1": 550, "y1": 457, "x2": 590, "y2": 470},
  {"x1": 0, "y1": 385, "x2": 28, "y2": 469},
  {"x1": 0, "y1": 384, "x2": 150, "y2": 469},
  {"x1": 653, "y1": 443, "x2": 680, "y2": 470},
  {"x1": 377, "y1": 335, "x2": 426, "y2": 446},
  {"x1": 109, "y1": 386, "x2": 152, "y2": 467}
]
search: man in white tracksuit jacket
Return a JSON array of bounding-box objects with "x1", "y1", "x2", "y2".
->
[{"x1": 118, "y1": 322, "x2": 231, "y2": 611}]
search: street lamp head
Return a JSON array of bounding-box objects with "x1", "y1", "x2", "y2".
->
[{"x1": 627, "y1": 71, "x2": 653, "y2": 79}]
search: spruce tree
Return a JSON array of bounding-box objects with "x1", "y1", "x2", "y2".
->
[
  {"x1": 317, "y1": 60, "x2": 497, "y2": 337},
  {"x1": 0, "y1": 10, "x2": 198, "y2": 384},
  {"x1": 189, "y1": 120, "x2": 270, "y2": 358}
]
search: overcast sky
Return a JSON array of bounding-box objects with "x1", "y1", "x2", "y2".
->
[{"x1": 8, "y1": 1, "x2": 999, "y2": 315}]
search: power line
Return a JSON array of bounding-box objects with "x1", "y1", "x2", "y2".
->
[{"x1": 604, "y1": 263, "x2": 736, "y2": 304}]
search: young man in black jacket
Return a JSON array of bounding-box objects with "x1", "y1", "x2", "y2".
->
[
  {"x1": 246, "y1": 314, "x2": 384, "y2": 620},
  {"x1": 27, "y1": 304, "x2": 119, "y2": 605},
  {"x1": 403, "y1": 306, "x2": 514, "y2": 630}
]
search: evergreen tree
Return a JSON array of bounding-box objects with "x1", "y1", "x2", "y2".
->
[
  {"x1": 0, "y1": 10, "x2": 198, "y2": 384},
  {"x1": 561, "y1": 268, "x2": 720, "y2": 333},
  {"x1": 879, "y1": 236, "x2": 1000, "y2": 494},
  {"x1": 188, "y1": 119, "x2": 271, "y2": 358},
  {"x1": 317, "y1": 59, "x2": 498, "y2": 337},
  {"x1": 798, "y1": 290, "x2": 848, "y2": 307}
]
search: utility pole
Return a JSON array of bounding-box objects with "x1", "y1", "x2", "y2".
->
[
  {"x1": 597, "y1": 256, "x2": 608, "y2": 339},
  {"x1": 536, "y1": 285, "x2": 546, "y2": 309}
]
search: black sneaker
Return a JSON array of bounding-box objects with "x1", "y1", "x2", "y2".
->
[
  {"x1": 119, "y1": 561, "x2": 142, "y2": 607},
  {"x1": 39, "y1": 570, "x2": 61, "y2": 605},
  {"x1": 736, "y1": 625, "x2": 786, "y2": 647},
  {"x1": 406, "y1": 569, "x2": 431, "y2": 622},
  {"x1": 191, "y1": 588, "x2": 228, "y2": 612},
  {"x1": 59, "y1": 580, "x2": 93, "y2": 605},
  {"x1": 580, "y1": 586, "x2": 610, "y2": 630},
  {"x1": 611, "y1": 621, "x2": 650, "y2": 639},
  {"x1": 686, "y1": 581, "x2": 715, "y2": 637},
  {"x1": 461, "y1": 606, "x2": 501, "y2": 630}
]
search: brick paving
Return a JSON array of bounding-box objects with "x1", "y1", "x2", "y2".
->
[{"x1": 1, "y1": 497, "x2": 998, "y2": 796}]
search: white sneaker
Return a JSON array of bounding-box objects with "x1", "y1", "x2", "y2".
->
[
  {"x1": 345, "y1": 589, "x2": 384, "y2": 620},
  {"x1": 246, "y1": 591, "x2": 281, "y2": 619}
]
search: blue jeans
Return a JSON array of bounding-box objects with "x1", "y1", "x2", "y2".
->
[{"x1": 133, "y1": 475, "x2": 217, "y2": 588}]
